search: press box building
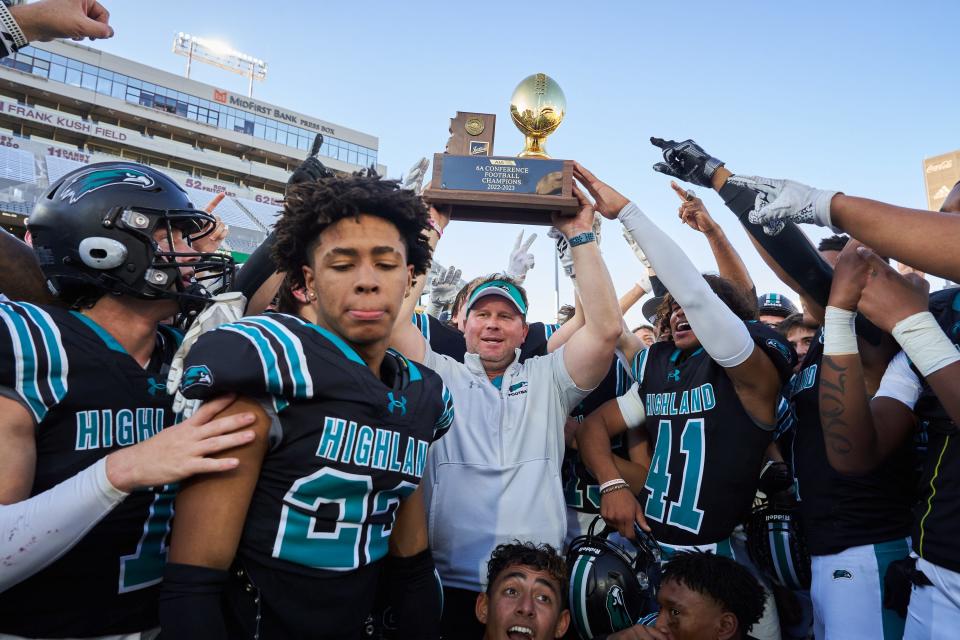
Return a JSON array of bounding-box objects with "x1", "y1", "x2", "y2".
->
[{"x1": 0, "y1": 39, "x2": 382, "y2": 260}]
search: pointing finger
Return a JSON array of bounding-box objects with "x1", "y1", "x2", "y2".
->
[
  {"x1": 670, "y1": 181, "x2": 690, "y2": 201},
  {"x1": 205, "y1": 192, "x2": 226, "y2": 214}
]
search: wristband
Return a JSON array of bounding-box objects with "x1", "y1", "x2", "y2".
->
[
  {"x1": 600, "y1": 483, "x2": 630, "y2": 496},
  {"x1": 567, "y1": 231, "x2": 596, "y2": 247},
  {"x1": 0, "y1": 3, "x2": 27, "y2": 51},
  {"x1": 599, "y1": 478, "x2": 628, "y2": 493},
  {"x1": 427, "y1": 218, "x2": 443, "y2": 238},
  {"x1": 891, "y1": 311, "x2": 960, "y2": 377},
  {"x1": 823, "y1": 306, "x2": 858, "y2": 355}
]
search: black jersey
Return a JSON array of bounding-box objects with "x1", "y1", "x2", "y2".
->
[
  {"x1": 786, "y1": 329, "x2": 915, "y2": 556},
  {"x1": 563, "y1": 357, "x2": 632, "y2": 514},
  {"x1": 0, "y1": 302, "x2": 181, "y2": 638},
  {"x1": 180, "y1": 313, "x2": 453, "y2": 635},
  {"x1": 412, "y1": 311, "x2": 557, "y2": 362},
  {"x1": 909, "y1": 288, "x2": 960, "y2": 572},
  {"x1": 632, "y1": 322, "x2": 795, "y2": 546}
]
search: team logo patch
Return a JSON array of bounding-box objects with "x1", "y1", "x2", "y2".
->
[
  {"x1": 386, "y1": 391, "x2": 407, "y2": 416},
  {"x1": 832, "y1": 569, "x2": 853, "y2": 580},
  {"x1": 605, "y1": 585, "x2": 634, "y2": 630},
  {"x1": 508, "y1": 381, "x2": 528, "y2": 396},
  {"x1": 59, "y1": 167, "x2": 156, "y2": 204},
  {"x1": 180, "y1": 365, "x2": 213, "y2": 392},
  {"x1": 766, "y1": 338, "x2": 793, "y2": 363}
]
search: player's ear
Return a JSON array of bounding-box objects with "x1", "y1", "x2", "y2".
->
[
  {"x1": 302, "y1": 264, "x2": 317, "y2": 296},
  {"x1": 555, "y1": 609, "x2": 570, "y2": 637},
  {"x1": 717, "y1": 610, "x2": 738, "y2": 640},
  {"x1": 406, "y1": 265, "x2": 414, "y2": 291},
  {"x1": 475, "y1": 592, "x2": 489, "y2": 625}
]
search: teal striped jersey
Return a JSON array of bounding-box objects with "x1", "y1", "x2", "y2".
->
[
  {"x1": 634, "y1": 322, "x2": 795, "y2": 546},
  {"x1": 0, "y1": 302, "x2": 181, "y2": 637},
  {"x1": 180, "y1": 312, "x2": 453, "y2": 579}
]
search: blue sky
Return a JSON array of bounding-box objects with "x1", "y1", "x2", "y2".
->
[{"x1": 92, "y1": 1, "x2": 958, "y2": 324}]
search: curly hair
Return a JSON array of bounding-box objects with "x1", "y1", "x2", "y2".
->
[
  {"x1": 272, "y1": 171, "x2": 432, "y2": 289},
  {"x1": 656, "y1": 274, "x2": 757, "y2": 326},
  {"x1": 663, "y1": 551, "x2": 766, "y2": 634},
  {"x1": 486, "y1": 541, "x2": 568, "y2": 607}
]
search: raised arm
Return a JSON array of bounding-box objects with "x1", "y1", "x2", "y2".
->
[
  {"x1": 721, "y1": 164, "x2": 960, "y2": 282},
  {"x1": 552, "y1": 176, "x2": 622, "y2": 390},
  {"x1": 817, "y1": 242, "x2": 914, "y2": 474},
  {"x1": 856, "y1": 248, "x2": 960, "y2": 428},
  {"x1": 390, "y1": 202, "x2": 449, "y2": 363},
  {"x1": 669, "y1": 181, "x2": 755, "y2": 297},
  {"x1": 583, "y1": 162, "x2": 782, "y2": 424}
]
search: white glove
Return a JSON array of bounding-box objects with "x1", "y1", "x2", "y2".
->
[
  {"x1": 621, "y1": 226, "x2": 652, "y2": 269},
  {"x1": 592, "y1": 212, "x2": 603, "y2": 245},
  {"x1": 505, "y1": 230, "x2": 537, "y2": 284},
  {"x1": 726, "y1": 174, "x2": 839, "y2": 236},
  {"x1": 548, "y1": 227, "x2": 575, "y2": 279},
  {"x1": 166, "y1": 291, "x2": 247, "y2": 418},
  {"x1": 427, "y1": 265, "x2": 461, "y2": 317},
  {"x1": 636, "y1": 273, "x2": 652, "y2": 295}
]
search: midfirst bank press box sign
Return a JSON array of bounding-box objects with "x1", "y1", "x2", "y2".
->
[{"x1": 924, "y1": 150, "x2": 960, "y2": 211}]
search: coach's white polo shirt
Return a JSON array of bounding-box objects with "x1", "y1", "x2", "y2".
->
[{"x1": 420, "y1": 341, "x2": 591, "y2": 592}]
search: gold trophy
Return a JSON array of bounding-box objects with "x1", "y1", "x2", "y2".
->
[
  {"x1": 510, "y1": 73, "x2": 566, "y2": 159},
  {"x1": 423, "y1": 72, "x2": 577, "y2": 225}
]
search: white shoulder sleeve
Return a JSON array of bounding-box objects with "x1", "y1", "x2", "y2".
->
[
  {"x1": 0, "y1": 457, "x2": 128, "y2": 592},
  {"x1": 618, "y1": 202, "x2": 754, "y2": 368},
  {"x1": 616, "y1": 382, "x2": 647, "y2": 429},
  {"x1": 874, "y1": 350, "x2": 922, "y2": 410}
]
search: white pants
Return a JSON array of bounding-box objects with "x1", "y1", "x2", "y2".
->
[
  {"x1": 903, "y1": 557, "x2": 960, "y2": 640},
  {"x1": 811, "y1": 538, "x2": 910, "y2": 640}
]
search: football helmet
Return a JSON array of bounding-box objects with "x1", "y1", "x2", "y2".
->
[
  {"x1": 745, "y1": 489, "x2": 811, "y2": 590},
  {"x1": 567, "y1": 516, "x2": 662, "y2": 640},
  {"x1": 29, "y1": 162, "x2": 233, "y2": 318}
]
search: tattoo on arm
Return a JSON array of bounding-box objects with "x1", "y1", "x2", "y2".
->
[{"x1": 820, "y1": 356, "x2": 854, "y2": 456}]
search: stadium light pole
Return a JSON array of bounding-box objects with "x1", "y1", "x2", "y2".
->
[{"x1": 173, "y1": 33, "x2": 267, "y2": 97}]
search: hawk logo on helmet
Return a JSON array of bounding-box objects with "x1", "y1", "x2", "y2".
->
[
  {"x1": 58, "y1": 167, "x2": 156, "y2": 204},
  {"x1": 605, "y1": 585, "x2": 634, "y2": 630},
  {"x1": 180, "y1": 365, "x2": 214, "y2": 392}
]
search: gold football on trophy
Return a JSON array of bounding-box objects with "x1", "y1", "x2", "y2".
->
[{"x1": 510, "y1": 73, "x2": 566, "y2": 158}]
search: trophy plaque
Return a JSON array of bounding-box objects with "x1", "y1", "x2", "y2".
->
[{"x1": 422, "y1": 73, "x2": 579, "y2": 225}]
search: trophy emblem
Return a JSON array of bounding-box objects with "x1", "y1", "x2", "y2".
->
[
  {"x1": 422, "y1": 73, "x2": 577, "y2": 225},
  {"x1": 510, "y1": 73, "x2": 566, "y2": 159}
]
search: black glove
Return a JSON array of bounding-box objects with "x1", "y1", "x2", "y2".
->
[
  {"x1": 758, "y1": 460, "x2": 794, "y2": 495},
  {"x1": 650, "y1": 137, "x2": 724, "y2": 188},
  {"x1": 286, "y1": 134, "x2": 331, "y2": 194}
]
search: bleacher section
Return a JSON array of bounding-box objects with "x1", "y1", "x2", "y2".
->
[
  {"x1": 0, "y1": 136, "x2": 284, "y2": 259},
  {"x1": 0, "y1": 146, "x2": 36, "y2": 189},
  {"x1": 44, "y1": 154, "x2": 86, "y2": 184}
]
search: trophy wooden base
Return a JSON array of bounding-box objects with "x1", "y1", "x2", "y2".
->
[{"x1": 422, "y1": 154, "x2": 579, "y2": 225}]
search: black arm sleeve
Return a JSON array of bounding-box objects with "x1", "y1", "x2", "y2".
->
[
  {"x1": 229, "y1": 230, "x2": 278, "y2": 303},
  {"x1": 383, "y1": 549, "x2": 442, "y2": 640},
  {"x1": 650, "y1": 275, "x2": 667, "y2": 298},
  {"x1": 159, "y1": 563, "x2": 229, "y2": 640},
  {"x1": 718, "y1": 180, "x2": 883, "y2": 345}
]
